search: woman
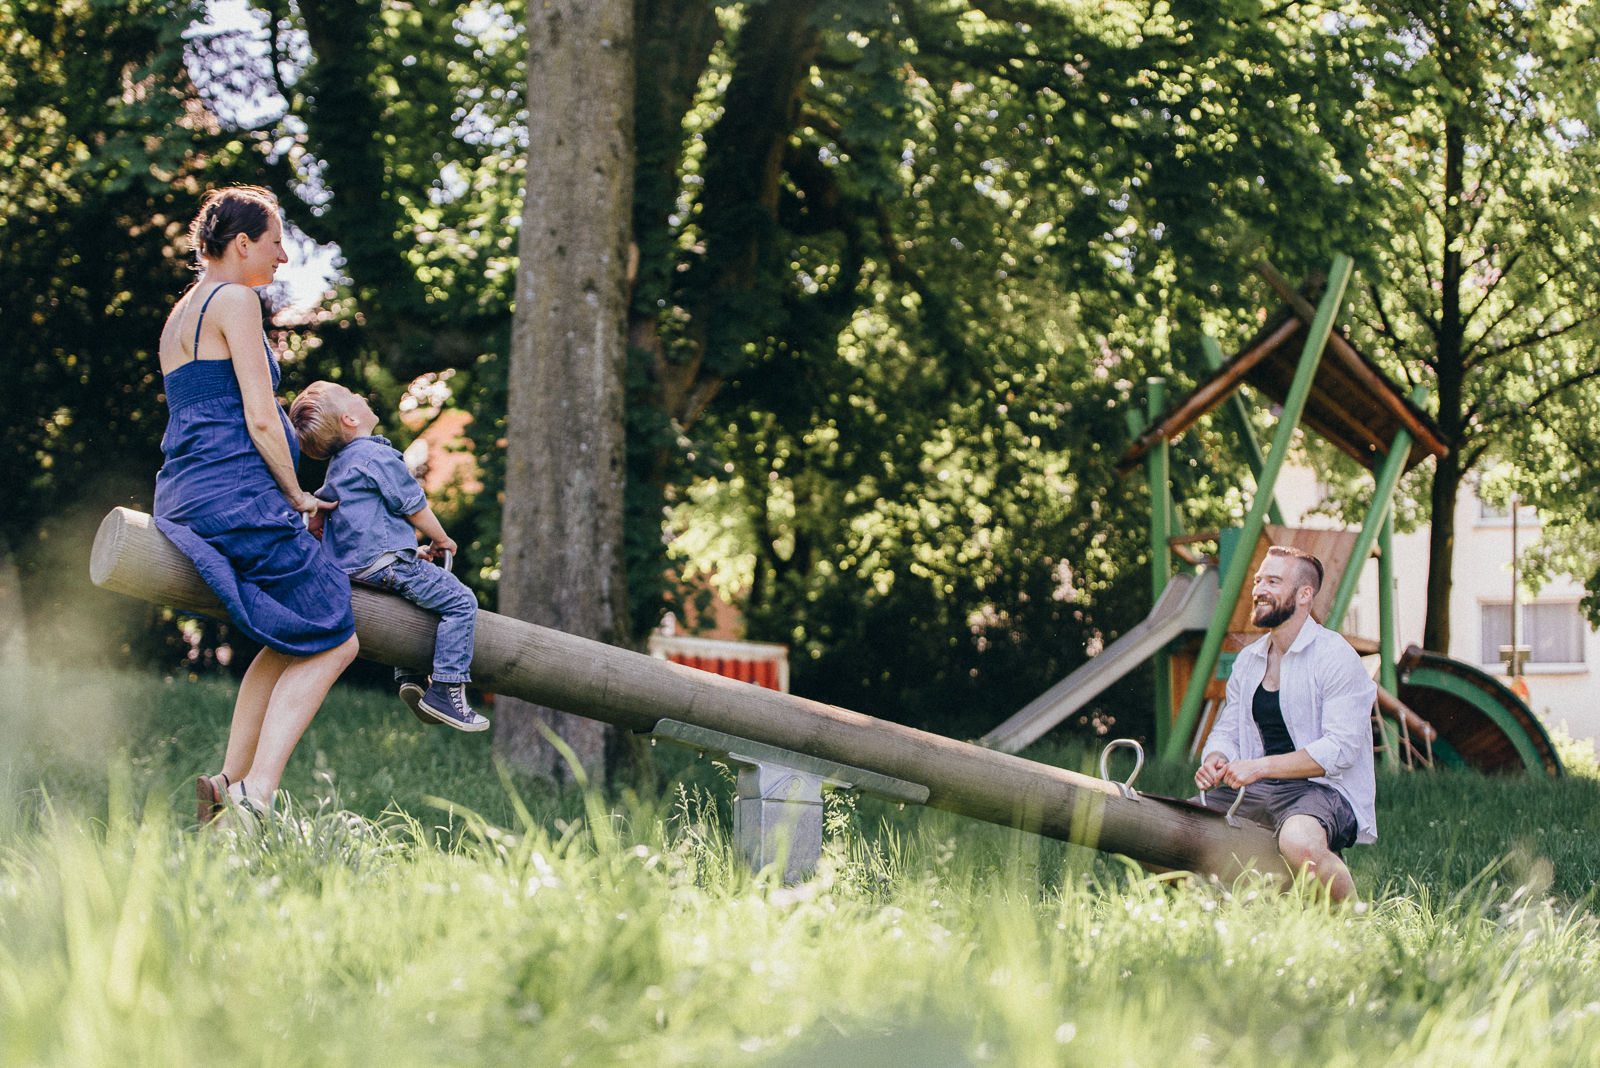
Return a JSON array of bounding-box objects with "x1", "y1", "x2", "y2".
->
[{"x1": 153, "y1": 186, "x2": 359, "y2": 824}]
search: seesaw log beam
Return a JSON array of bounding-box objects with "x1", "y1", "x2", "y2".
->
[{"x1": 90, "y1": 507, "x2": 1292, "y2": 883}]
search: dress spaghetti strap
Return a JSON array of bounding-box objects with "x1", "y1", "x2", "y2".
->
[{"x1": 189, "y1": 283, "x2": 235, "y2": 362}]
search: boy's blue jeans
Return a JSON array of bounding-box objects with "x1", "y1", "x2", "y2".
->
[{"x1": 366, "y1": 555, "x2": 477, "y2": 684}]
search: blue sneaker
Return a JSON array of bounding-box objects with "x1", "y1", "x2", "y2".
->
[
  {"x1": 397, "y1": 674, "x2": 433, "y2": 724},
  {"x1": 417, "y1": 682, "x2": 489, "y2": 733}
]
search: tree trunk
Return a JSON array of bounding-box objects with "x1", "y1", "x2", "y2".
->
[
  {"x1": 497, "y1": 0, "x2": 636, "y2": 784},
  {"x1": 1423, "y1": 120, "x2": 1467, "y2": 654},
  {"x1": 0, "y1": 535, "x2": 27, "y2": 667},
  {"x1": 1424, "y1": 449, "x2": 1461, "y2": 654},
  {"x1": 662, "y1": 0, "x2": 823, "y2": 426},
  {"x1": 628, "y1": 0, "x2": 719, "y2": 339},
  {"x1": 295, "y1": 0, "x2": 420, "y2": 323}
]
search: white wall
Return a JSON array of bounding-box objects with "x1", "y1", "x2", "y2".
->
[{"x1": 1271, "y1": 465, "x2": 1599, "y2": 749}]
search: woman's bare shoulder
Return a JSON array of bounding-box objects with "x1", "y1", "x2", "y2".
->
[
  {"x1": 161, "y1": 281, "x2": 259, "y2": 327},
  {"x1": 207, "y1": 283, "x2": 266, "y2": 318},
  {"x1": 157, "y1": 289, "x2": 199, "y2": 368}
]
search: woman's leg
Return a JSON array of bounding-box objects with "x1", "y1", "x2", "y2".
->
[
  {"x1": 237, "y1": 635, "x2": 359, "y2": 801},
  {"x1": 221, "y1": 646, "x2": 294, "y2": 783}
]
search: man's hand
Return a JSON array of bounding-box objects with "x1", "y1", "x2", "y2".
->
[
  {"x1": 1194, "y1": 752, "x2": 1229, "y2": 790},
  {"x1": 1221, "y1": 757, "x2": 1272, "y2": 788}
]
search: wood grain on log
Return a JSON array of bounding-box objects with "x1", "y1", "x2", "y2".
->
[{"x1": 91, "y1": 507, "x2": 1292, "y2": 882}]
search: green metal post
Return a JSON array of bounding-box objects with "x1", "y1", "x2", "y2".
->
[
  {"x1": 1377, "y1": 509, "x2": 1399, "y2": 695},
  {"x1": 1164, "y1": 253, "x2": 1354, "y2": 761},
  {"x1": 1127, "y1": 408, "x2": 1187, "y2": 554},
  {"x1": 1376, "y1": 506, "x2": 1401, "y2": 769},
  {"x1": 1201, "y1": 335, "x2": 1286, "y2": 527},
  {"x1": 1148, "y1": 378, "x2": 1172, "y2": 753},
  {"x1": 1324, "y1": 385, "x2": 1430, "y2": 634},
  {"x1": 1148, "y1": 378, "x2": 1171, "y2": 603}
]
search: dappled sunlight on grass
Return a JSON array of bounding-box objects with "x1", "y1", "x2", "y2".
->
[
  {"x1": 2, "y1": 783, "x2": 1598, "y2": 1066},
  {"x1": 2, "y1": 668, "x2": 1599, "y2": 1064}
]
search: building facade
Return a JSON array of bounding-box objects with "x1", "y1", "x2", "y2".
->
[{"x1": 1275, "y1": 467, "x2": 1599, "y2": 753}]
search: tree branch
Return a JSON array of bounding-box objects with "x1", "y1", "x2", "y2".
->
[
  {"x1": 1460, "y1": 439, "x2": 1493, "y2": 472},
  {"x1": 1456, "y1": 130, "x2": 1513, "y2": 239},
  {"x1": 1367, "y1": 282, "x2": 1416, "y2": 368},
  {"x1": 1460, "y1": 247, "x2": 1522, "y2": 333},
  {"x1": 1470, "y1": 359, "x2": 1600, "y2": 439},
  {"x1": 1410, "y1": 227, "x2": 1437, "y2": 298},
  {"x1": 261, "y1": 0, "x2": 294, "y2": 111},
  {"x1": 871, "y1": 195, "x2": 997, "y2": 399},
  {"x1": 1398, "y1": 283, "x2": 1441, "y2": 360},
  {"x1": 1475, "y1": 313, "x2": 1598, "y2": 366},
  {"x1": 1462, "y1": 290, "x2": 1537, "y2": 369},
  {"x1": 1514, "y1": 363, "x2": 1600, "y2": 423}
]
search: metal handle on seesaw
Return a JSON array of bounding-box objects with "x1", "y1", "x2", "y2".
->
[
  {"x1": 1098, "y1": 739, "x2": 1144, "y2": 802},
  {"x1": 1198, "y1": 783, "x2": 1248, "y2": 828},
  {"x1": 440, "y1": 549, "x2": 453, "y2": 572}
]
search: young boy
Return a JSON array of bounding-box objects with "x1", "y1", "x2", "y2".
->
[{"x1": 289, "y1": 381, "x2": 488, "y2": 732}]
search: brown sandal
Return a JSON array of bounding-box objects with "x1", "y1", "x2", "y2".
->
[{"x1": 196, "y1": 772, "x2": 229, "y2": 826}]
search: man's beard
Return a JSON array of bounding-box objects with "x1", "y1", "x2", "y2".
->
[{"x1": 1252, "y1": 595, "x2": 1296, "y2": 629}]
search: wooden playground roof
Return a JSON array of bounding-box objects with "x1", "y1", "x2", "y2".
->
[{"x1": 1116, "y1": 275, "x2": 1448, "y2": 479}]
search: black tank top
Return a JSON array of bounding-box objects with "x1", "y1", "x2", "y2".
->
[{"x1": 1252, "y1": 683, "x2": 1295, "y2": 756}]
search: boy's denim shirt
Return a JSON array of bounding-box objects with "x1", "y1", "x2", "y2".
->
[{"x1": 314, "y1": 435, "x2": 426, "y2": 574}]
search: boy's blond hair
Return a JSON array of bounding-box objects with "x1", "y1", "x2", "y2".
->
[{"x1": 289, "y1": 381, "x2": 346, "y2": 461}]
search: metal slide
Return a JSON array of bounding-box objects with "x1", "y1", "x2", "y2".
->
[{"x1": 980, "y1": 569, "x2": 1219, "y2": 754}]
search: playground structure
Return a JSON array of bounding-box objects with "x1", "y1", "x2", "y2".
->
[
  {"x1": 1397, "y1": 645, "x2": 1565, "y2": 777},
  {"x1": 86, "y1": 252, "x2": 1561, "y2": 888},
  {"x1": 982, "y1": 256, "x2": 1564, "y2": 778},
  {"x1": 91, "y1": 505, "x2": 1297, "y2": 884},
  {"x1": 647, "y1": 632, "x2": 790, "y2": 693}
]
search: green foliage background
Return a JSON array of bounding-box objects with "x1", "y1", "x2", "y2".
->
[{"x1": 4, "y1": 0, "x2": 1598, "y2": 741}]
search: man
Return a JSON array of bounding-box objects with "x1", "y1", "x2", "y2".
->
[{"x1": 1194, "y1": 545, "x2": 1376, "y2": 902}]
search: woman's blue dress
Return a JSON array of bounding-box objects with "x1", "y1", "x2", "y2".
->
[{"x1": 152, "y1": 295, "x2": 355, "y2": 656}]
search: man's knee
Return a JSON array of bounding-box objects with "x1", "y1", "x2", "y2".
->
[{"x1": 1277, "y1": 814, "x2": 1330, "y2": 871}]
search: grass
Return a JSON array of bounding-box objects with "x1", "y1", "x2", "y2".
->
[{"x1": 2, "y1": 665, "x2": 1599, "y2": 1065}]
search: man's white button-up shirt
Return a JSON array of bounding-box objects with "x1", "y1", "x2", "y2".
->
[{"x1": 1200, "y1": 618, "x2": 1378, "y2": 844}]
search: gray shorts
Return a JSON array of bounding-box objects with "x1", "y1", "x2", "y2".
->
[{"x1": 1191, "y1": 779, "x2": 1358, "y2": 855}]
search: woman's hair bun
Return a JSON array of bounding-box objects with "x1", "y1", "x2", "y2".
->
[{"x1": 188, "y1": 186, "x2": 279, "y2": 265}]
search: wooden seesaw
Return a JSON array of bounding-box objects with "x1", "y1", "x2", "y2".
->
[{"x1": 90, "y1": 506, "x2": 1292, "y2": 885}]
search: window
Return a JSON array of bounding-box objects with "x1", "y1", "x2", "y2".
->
[
  {"x1": 1526, "y1": 602, "x2": 1586, "y2": 664},
  {"x1": 1481, "y1": 601, "x2": 1587, "y2": 666},
  {"x1": 1477, "y1": 498, "x2": 1539, "y2": 525},
  {"x1": 1481, "y1": 603, "x2": 1510, "y2": 665}
]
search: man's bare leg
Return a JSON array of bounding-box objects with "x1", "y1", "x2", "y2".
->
[
  {"x1": 1277, "y1": 814, "x2": 1357, "y2": 904},
  {"x1": 235, "y1": 635, "x2": 359, "y2": 802}
]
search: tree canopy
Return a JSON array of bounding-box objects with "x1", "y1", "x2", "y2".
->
[
  {"x1": 1327, "y1": 0, "x2": 1600, "y2": 651},
  {"x1": 8, "y1": 0, "x2": 1599, "y2": 742}
]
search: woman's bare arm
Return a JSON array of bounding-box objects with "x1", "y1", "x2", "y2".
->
[{"x1": 214, "y1": 288, "x2": 324, "y2": 513}]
